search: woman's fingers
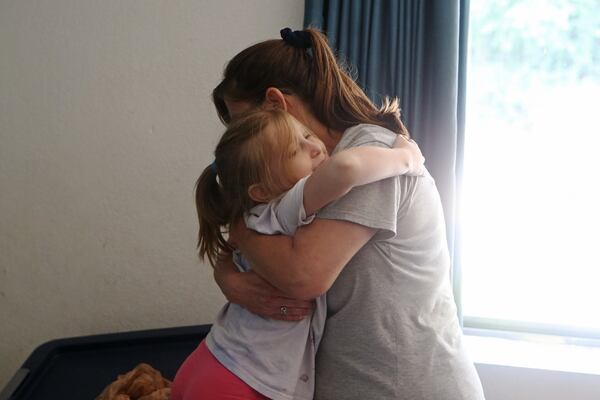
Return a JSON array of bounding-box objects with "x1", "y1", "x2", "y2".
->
[
  {"x1": 246, "y1": 301, "x2": 313, "y2": 321},
  {"x1": 228, "y1": 271, "x2": 316, "y2": 321},
  {"x1": 266, "y1": 305, "x2": 314, "y2": 321},
  {"x1": 266, "y1": 293, "x2": 316, "y2": 310},
  {"x1": 255, "y1": 295, "x2": 316, "y2": 321}
]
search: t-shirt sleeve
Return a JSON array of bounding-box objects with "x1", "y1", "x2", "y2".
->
[
  {"x1": 316, "y1": 126, "x2": 401, "y2": 241},
  {"x1": 245, "y1": 176, "x2": 314, "y2": 236}
]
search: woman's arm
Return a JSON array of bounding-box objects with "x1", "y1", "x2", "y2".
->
[
  {"x1": 303, "y1": 135, "x2": 423, "y2": 215},
  {"x1": 232, "y1": 136, "x2": 412, "y2": 299},
  {"x1": 231, "y1": 217, "x2": 376, "y2": 300},
  {"x1": 213, "y1": 252, "x2": 315, "y2": 320}
]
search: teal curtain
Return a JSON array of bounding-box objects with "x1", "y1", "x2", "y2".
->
[{"x1": 304, "y1": 0, "x2": 470, "y2": 319}]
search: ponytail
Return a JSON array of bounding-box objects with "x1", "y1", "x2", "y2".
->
[
  {"x1": 305, "y1": 29, "x2": 409, "y2": 137},
  {"x1": 195, "y1": 164, "x2": 233, "y2": 267}
]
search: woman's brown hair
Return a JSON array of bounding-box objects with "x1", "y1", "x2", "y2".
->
[
  {"x1": 213, "y1": 28, "x2": 409, "y2": 138},
  {"x1": 195, "y1": 109, "x2": 306, "y2": 267}
]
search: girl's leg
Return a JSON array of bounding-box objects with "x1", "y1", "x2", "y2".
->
[{"x1": 172, "y1": 340, "x2": 270, "y2": 400}]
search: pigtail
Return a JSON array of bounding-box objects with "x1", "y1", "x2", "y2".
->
[{"x1": 195, "y1": 165, "x2": 233, "y2": 267}]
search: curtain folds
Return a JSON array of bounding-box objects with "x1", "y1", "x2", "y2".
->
[{"x1": 304, "y1": 0, "x2": 469, "y2": 317}]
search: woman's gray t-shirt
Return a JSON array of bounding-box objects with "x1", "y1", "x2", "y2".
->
[{"x1": 314, "y1": 124, "x2": 485, "y2": 400}]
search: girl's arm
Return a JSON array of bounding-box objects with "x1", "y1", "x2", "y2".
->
[{"x1": 303, "y1": 135, "x2": 423, "y2": 215}]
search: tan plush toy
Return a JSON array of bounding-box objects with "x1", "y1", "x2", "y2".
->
[{"x1": 96, "y1": 363, "x2": 171, "y2": 400}]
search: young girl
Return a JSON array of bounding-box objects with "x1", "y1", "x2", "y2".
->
[{"x1": 171, "y1": 108, "x2": 424, "y2": 400}]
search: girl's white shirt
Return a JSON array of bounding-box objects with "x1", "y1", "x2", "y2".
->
[{"x1": 205, "y1": 175, "x2": 326, "y2": 400}]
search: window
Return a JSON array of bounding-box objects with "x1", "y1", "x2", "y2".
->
[{"x1": 461, "y1": 0, "x2": 600, "y2": 341}]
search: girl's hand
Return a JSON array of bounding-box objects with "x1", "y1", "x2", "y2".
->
[
  {"x1": 216, "y1": 224, "x2": 315, "y2": 321},
  {"x1": 393, "y1": 135, "x2": 425, "y2": 176}
]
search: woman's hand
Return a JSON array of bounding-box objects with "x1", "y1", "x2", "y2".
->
[
  {"x1": 214, "y1": 244, "x2": 315, "y2": 321},
  {"x1": 393, "y1": 135, "x2": 425, "y2": 176}
]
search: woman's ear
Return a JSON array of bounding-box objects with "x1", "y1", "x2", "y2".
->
[
  {"x1": 264, "y1": 87, "x2": 288, "y2": 111},
  {"x1": 248, "y1": 183, "x2": 272, "y2": 203}
]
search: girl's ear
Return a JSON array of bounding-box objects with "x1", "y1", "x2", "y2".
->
[
  {"x1": 264, "y1": 87, "x2": 288, "y2": 111},
  {"x1": 248, "y1": 183, "x2": 272, "y2": 203}
]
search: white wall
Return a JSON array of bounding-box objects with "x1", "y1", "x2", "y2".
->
[{"x1": 0, "y1": 0, "x2": 304, "y2": 389}]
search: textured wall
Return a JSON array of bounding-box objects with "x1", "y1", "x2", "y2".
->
[{"x1": 0, "y1": 0, "x2": 303, "y2": 388}]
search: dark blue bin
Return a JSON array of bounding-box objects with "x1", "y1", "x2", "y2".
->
[{"x1": 0, "y1": 324, "x2": 211, "y2": 400}]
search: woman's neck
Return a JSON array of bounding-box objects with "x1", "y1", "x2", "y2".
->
[
  {"x1": 303, "y1": 116, "x2": 343, "y2": 154},
  {"x1": 320, "y1": 127, "x2": 343, "y2": 154},
  {"x1": 285, "y1": 95, "x2": 343, "y2": 153}
]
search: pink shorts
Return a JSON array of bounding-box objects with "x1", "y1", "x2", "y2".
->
[{"x1": 171, "y1": 340, "x2": 270, "y2": 400}]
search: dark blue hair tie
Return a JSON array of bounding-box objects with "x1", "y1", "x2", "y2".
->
[
  {"x1": 210, "y1": 160, "x2": 218, "y2": 174},
  {"x1": 280, "y1": 28, "x2": 312, "y2": 49}
]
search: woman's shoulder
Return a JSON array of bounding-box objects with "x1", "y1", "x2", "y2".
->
[{"x1": 337, "y1": 124, "x2": 396, "y2": 151}]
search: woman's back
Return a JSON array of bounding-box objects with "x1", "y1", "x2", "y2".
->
[{"x1": 314, "y1": 124, "x2": 484, "y2": 400}]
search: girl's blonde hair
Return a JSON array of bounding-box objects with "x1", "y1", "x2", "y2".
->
[
  {"x1": 195, "y1": 109, "x2": 311, "y2": 266},
  {"x1": 212, "y1": 28, "x2": 409, "y2": 138}
]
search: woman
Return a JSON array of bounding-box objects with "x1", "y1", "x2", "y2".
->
[{"x1": 211, "y1": 28, "x2": 485, "y2": 400}]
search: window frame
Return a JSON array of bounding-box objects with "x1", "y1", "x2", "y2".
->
[{"x1": 456, "y1": 0, "x2": 600, "y2": 345}]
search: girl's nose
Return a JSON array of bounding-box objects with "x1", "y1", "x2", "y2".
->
[{"x1": 309, "y1": 142, "x2": 322, "y2": 158}]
